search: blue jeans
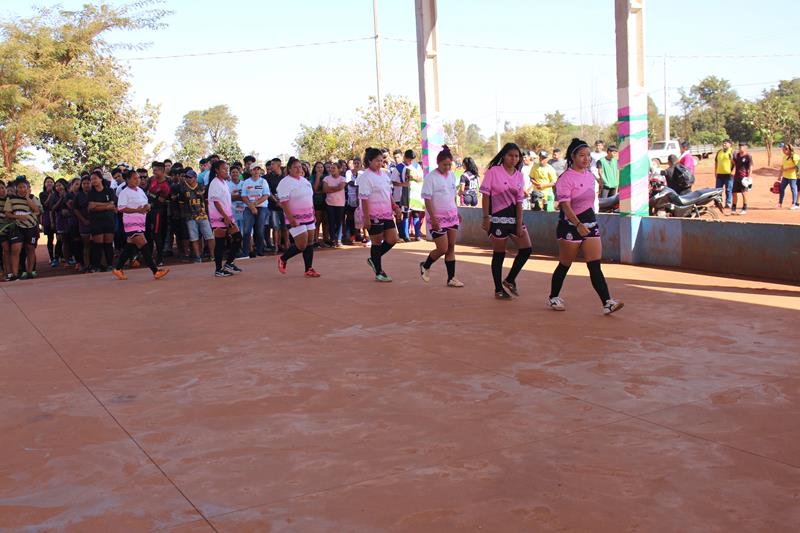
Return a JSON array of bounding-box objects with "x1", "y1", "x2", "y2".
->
[
  {"x1": 715, "y1": 174, "x2": 733, "y2": 206},
  {"x1": 242, "y1": 207, "x2": 268, "y2": 254},
  {"x1": 779, "y1": 178, "x2": 798, "y2": 206}
]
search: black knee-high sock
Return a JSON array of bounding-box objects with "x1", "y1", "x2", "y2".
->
[
  {"x1": 281, "y1": 244, "x2": 302, "y2": 262},
  {"x1": 445, "y1": 259, "x2": 455, "y2": 281},
  {"x1": 370, "y1": 244, "x2": 383, "y2": 274},
  {"x1": 549, "y1": 262, "x2": 571, "y2": 298},
  {"x1": 227, "y1": 232, "x2": 242, "y2": 263},
  {"x1": 491, "y1": 251, "x2": 505, "y2": 292},
  {"x1": 302, "y1": 245, "x2": 314, "y2": 270},
  {"x1": 140, "y1": 242, "x2": 158, "y2": 273},
  {"x1": 379, "y1": 240, "x2": 394, "y2": 255},
  {"x1": 103, "y1": 243, "x2": 114, "y2": 267},
  {"x1": 506, "y1": 247, "x2": 532, "y2": 284},
  {"x1": 90, "y1": 242, "x2": 102, "y2": 269},
  {"x1": 214, "y1": 236, "x2": 226, "y2": 270},
  {"x1": 422, "y1": 252, "x2": 438, "y2": 269},
  {"x1": 55, "y1": 238, "x2": 63, "y2": 260},
  {"x1": 587, "y1": 260, "x2": 611, "y2": 303},
  {"x1": 116, "y1": 243, "x2": 136, "y2": 270},
  {"x1": 46, "y1": 235, "x2": 54, "y2": 261}
]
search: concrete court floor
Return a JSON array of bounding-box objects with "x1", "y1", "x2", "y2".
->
[{"x1": 1, "y1": 241, "x2": 799, "y2": 532}]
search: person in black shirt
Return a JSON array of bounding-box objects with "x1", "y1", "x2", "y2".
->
[
  {"x1": 87, "y1": 170, "x2": 117, "y2": 271},
  {"x1": 732, "y1": 142, "x2": 753, "y2": 215},
  {"x1": 265, "y1": 158, "x2": 287, "y2": 252}
]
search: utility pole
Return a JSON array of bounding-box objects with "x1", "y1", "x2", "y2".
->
[
  {"x1": 495, "y1": 94, "x2": 501, "y2": 153},
  {"x1": 415, "y1": 0, "x2": 443, "y2": 173},
  {"x1": 663, "y1": 54, "x2": 670, "y2": 140},
  {"x1": 615, "y1": 0, "x2": 649, "y2": 264},
  {"x1": 373, "y1": 0, "x2": 383, "y2": 115}
]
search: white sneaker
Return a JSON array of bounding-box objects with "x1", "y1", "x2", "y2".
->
[
  {"x1": 603, "y1": 298, "x2": 624, "y2": 315},
  {"x1": 447, "y1": 278, "x2": 464, "y2": 288},
  {"x1": 419, "y1": 262, "x2": 430, "y2": 282},
  {"x1": 740, "y1": 209, "x2": 747, "y2": 215},
  {"x1": 546, "y1": 296, "x2": 566, "y2": 311},
  {"x1": 791, "y1": 205, "x2": 800, "y2": 210}
]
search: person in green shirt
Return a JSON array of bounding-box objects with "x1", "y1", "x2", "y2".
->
[
  {"x1": 597, "y1": 145, "x2": 620, "y2": 198},
  {"x1": 529, "y1": 150, "x2": 558, "y2": 211}
]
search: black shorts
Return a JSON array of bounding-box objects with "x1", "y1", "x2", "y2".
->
[
  {"x1": 431, "y1": 224, "x2": 459, "y2": 239},
  {"x1": 90, "y1": 217, "x2": 116, "y2": 235},
  {"x1": 367, "y1": 218, "x2": 397, "y2": 236},
  {"x1": 733, "y1": 177, "x2": 749, "y2": 193},
  {"x1": 488, "y1": 217, "x2": 525, "y2": 239},
  {"x1": 9, "y1": 226, "x2": 39, "y2": 245},
  {"x1": 557, "y1": 220, "x2": 600, "y2": 242}
]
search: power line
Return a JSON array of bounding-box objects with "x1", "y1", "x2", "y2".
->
[
  {"x1": 121, "y1": 37, "x2": 375, "y2": 61},
  {"x1": 383, "y1": 36, "x2": 800, "y2": 60}
]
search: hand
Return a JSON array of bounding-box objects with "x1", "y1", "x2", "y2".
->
[
  {"x1": 481, "y1": 217, "x2": 490, "y2": 232},
  {"x1": 144, "y1": 204, "x2": 151, "y2": 213},
  {"x1": 577, "y1": 223, "x2": 590, "y2": 237},
  {"x1": 250, "y1": 207, "x2": 257, "y2": 215},
  {"x1": 431, "y1": 219, "x2": 441, "y2": 232}
]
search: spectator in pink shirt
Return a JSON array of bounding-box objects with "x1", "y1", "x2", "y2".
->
[{"x1": 679, "y1": 141, "x2": 696, "y2": 174}]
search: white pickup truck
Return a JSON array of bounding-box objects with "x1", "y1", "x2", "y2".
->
[{"x1": 648, "y1": 140, "x2": 714, "y2": 166}]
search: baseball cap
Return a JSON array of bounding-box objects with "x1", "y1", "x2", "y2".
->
[
  {"x1": 184, "y1": 169, "x2": 198, "y2": 179},
  {"x1": 538, "y1": 150, "x2": 549, "y2": 159}
]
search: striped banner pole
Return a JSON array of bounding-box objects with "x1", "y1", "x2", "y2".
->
[{"x1": 615, "y1": 0, "x2": 649, "y2": 264}]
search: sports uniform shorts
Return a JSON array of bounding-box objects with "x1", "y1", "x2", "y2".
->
[
  {"x1": 556, "y1": 220, "x2": 600, "y2": 242},
  {"x1": 430, "y1": 224, "x2": 459, "y2": 239},
  {"x1": 289, "y1": 222, "x2": 316, "y2": 238},
  {"x1": 367, "y1": 218, "x2": 397, "y2": 236},
  {"x1": 90, "y1": 217, "x2": 116, "y2": 235}
]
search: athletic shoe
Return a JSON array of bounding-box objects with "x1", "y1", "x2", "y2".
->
[
  {"x1": 19, "y1": 272, "x2": 29, "y2": 280},
  {"x1": 5, "y1": 274, "x2": 16, "y2": 282},
  {"x1": 224, "y1": 262, "x2": 242, "y2": 273},
  {"x1": 419, "y1": 262, "x2": 431, "y2": 282},
  {"x1": 154, "y1": 268, "x2": 170, "y2": 280},
  {"x1": 367, "y1": 257, "x2": 377, "y2": 275},
  {"x1": 603, "y1": 298, "x2": 624, "y2": 315},
  {"x1": 304, "y1": 268, "x2": 321, "y2": 278},
  {"x1": 375, "y1": 272, "x2": 392, "y2": 282},
  {"x1": 67, "y1": 258, "x2": 76, "y2": 266},
  {"x1": 447, "y1": 278, "x2": 465, "y2": 288},
  {"x1": 792, "y1": 205, "x2": 800, "y2": 210},
  {"x1": 49, "y1": 259, "x2": 58, "y2": 268},
  {"x1": 546, "y1": 296, "x2": 566, "y2": 311},
  {"x1": 502, "y1": 279, "x2": 519, "y2": 297},
  {"x1": 740, "y1": 209, "x2": 747, "y2": 216},
  {"x1": 277, "y1": 257, "x2": 287, "y2": 274},
  {"x1": 215, "y1": 269, "x2": 233, "y2": 278},
  {"x1": 30, "y1": 271, "x2": 38, "y2": 279},
  {"x1": 112, "y1": 269, "x2": 128, "y2": 281},
  {"x1": 193, "y1": 257, "x2": 202, "y2": 264},
  {"x1": 495, "y1": 289, "x2": 512, "y2": 300}
]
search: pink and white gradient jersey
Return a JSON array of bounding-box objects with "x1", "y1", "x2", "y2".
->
[
  {"x1": 421, "y1": 169, "x2": 459, "y2": 228},
  {"x1": 208, "y1": 177, "x2": 232, "y2": 229},
  {"x1": 556, "y1": 168, "x2": 596, "y2": 215},
  {"x1": 276, "y1": 176, "x2": 315, "y2": 224},
  {"x1": 357, "y1": 169, "x2": 394, "y2": 220},
  {"x1": 116, "y1": 186, "x2": 148, "y2": 233},
  {"x1": 479, "y1": 166, "x2": 525, "y2": 214}
]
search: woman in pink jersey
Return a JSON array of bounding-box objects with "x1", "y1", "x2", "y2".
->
[
  {"x1": 547, "y1": 138, "x2": 623, "y2": 314},
  {"x1": 277, "y1": 157, "x2": 320, "y2": 277},
  {"x1": 112, "y1": 170, "x2": 169, "y2": 281},
  {"x1": 208, "y1": 160, "x2": 244, "y2": 278},
  {"x1": 480, "y1": 143, "x2": 533, "y2": 300},
  {"x1": 360, "y1": 147, "x2": 401, "y2": 282},
  {"x1": 419, "y1": 146, "x2": 464, "y2": 287}
]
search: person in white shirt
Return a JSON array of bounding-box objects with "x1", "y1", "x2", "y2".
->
[
  {"x1": 277, "y1": 157, "x2": 320, "y2": 277},
  {"x1": 240, "y1": 164, "x2": 270, "y2": 257},
  {"x1": 418, "y1": 146, "x2": 464, "y2": 287},
  {"x1": 360, "y1": 147, "x2": 402, "y2": 282},
  {"x1": 208, "y1": 160, "x2": 243, "y2": 277}
]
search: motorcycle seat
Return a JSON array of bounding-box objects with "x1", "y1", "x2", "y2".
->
[
  {"x1": 598, "y1": 194, "x2": 619, "y2": 210},
  {"x1": 673, "y1": 188, "x2": 721, "y2": 206}
]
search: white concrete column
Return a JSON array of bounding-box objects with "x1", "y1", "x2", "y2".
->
[{"x1": 415, "y1": 0, "x2": 443, "y2": 173}]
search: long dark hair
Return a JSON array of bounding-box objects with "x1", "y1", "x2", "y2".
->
[
  {"x1": 209, "y1": 159, "x2": 228, "y2": 181},
  {"x1": 363, "y1": 147, "x2": 383, "y2": 167},
  {"x1": 462, "y1": 157, "x2": 480, "y2": 178},
  {"x1": 565, "y1": 137, "x2": 590, "y2": 169},
  {"x1": 286, "y1": 157, "x2": 301, "y2": 176},
  {"x1": 487, "y1": 143, "x2": 523, "y2": 170}
]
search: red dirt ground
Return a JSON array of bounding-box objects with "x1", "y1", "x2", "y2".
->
[{"x1": 1, "y1": 242, "x2": 798, "y2": 531}]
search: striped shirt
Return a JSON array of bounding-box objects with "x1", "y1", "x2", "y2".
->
[{"x1": 4, "y1": 194, "x2": 38, "y2": 229}]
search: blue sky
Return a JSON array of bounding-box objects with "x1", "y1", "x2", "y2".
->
[{"x1": 4, "y1": 0, "x2": 798, "y2": 165}]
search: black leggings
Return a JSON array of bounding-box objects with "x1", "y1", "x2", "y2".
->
[{"x1": 326, "y1": 205, "x2": 344, "y2": 242}]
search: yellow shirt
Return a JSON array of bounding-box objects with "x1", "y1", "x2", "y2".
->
[
  {"x1": 530, "y1": 163, "x2": 558, "y2": 197},
  {"x1": 782, "y1": 153, "x2": 800, "y2": 179},
  {"x1": 715, "y1": 148, "x2": 733, "y2": 175}
]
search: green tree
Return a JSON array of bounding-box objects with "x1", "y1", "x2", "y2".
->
[
  {"x1": 502, "y1": 124, "x2": 555, "y2": 153},
  {"x1": 749, "y1": 90, "x2": 791, "y2": 165},
  {"x1": 356, "y1": 95, "x2": 421, "y2": 151},
  {"x1": 678, "y1": 76, "x2": 742, "y2": 144},
  {"x1": 212, "y1": 135, "x2": 244, "y2": 164},
  {"x1": 0, "y1": 2, "x2": 168, "y2": 178},
  {"x1": 443, "y1": 119, "x2": 467, "y2": 157},
  {"x1": 294, "y1": 124, "x2": 354, "y2": 162},
  {"x1": 173, "y1": 105, "x2": 241, "y2": 165}
]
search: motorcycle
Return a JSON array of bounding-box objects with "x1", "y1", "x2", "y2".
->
[
  {"x1": 598, "y1": 194, "x2": 619, "y2": 213},
  {"x1": 649, "y1": 177, "x2": 724, "y2": 220}
]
